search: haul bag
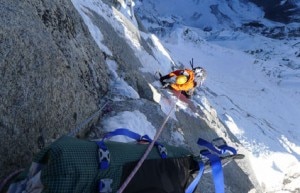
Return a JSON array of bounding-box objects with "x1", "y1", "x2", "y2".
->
[
  {"x1": 7, "y1": 134, "x2": 198, "y2": 193},
  {"x1": 6, "y1": 129, "x2": 242, "y2": 193}
]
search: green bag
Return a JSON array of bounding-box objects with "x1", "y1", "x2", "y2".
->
[
  {"x1": 7, "y1": 128, "x2": 242, "y2": 193},
  {"x1": 7, "y1": 129, "x2": 198, "y2": 193}
]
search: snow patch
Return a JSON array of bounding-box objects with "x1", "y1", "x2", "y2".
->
[
  {"x1": 72, "y1": 1, "x2": 112, "y2": 56},
  {"x1": 106, "y1": 59, "x2": 139, "y2": 100},
  {"x1": 101, "y1": 110, "x2": 156, "y2": 142}
]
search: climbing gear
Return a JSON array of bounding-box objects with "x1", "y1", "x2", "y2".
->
[
  {"x1": 6, "y1": 128, "x2": 243, "y2": 193},
  {"x1": 68, "y1": 101, "x2": 110, "y2": 137},
  {"x1": 162, "y1": 82, "x2": 170, "y2": 88},
  {"x1": 193, "y1": 67, "x2": 206, "y2": 86},
  {"x1": 189, "y1": 58, "x2": 207, "y2": 87},
  {"x1": 160, "y1": 69, "x2": 195, "y2": 92},
  {"x1": 189, "y1": 58, "x2": 196, "y2": 68},
  {"x1": 176, "y1": 75, "x2": 188, "y2": 85},
  {"x1": 118, "y1": 90, "x2": 178, "y2": 192},
  {"x1": 197, "y1": 137, "x2": 239, "y2": 193},
  {"x1": 171, "y1": 70, "x2": 194, "y2": 91},
  {"x1": 193, "y1": 67, "x2": 206, "y2": 77},
  {"x1": 0, "y1": 169, "x2": 25, "y2": 193}
]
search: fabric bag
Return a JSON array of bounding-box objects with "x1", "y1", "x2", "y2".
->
[{"x1": 6, "y1": 128, "x2": 242, "y2": 193}]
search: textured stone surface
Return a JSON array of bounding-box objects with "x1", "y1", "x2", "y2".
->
[{"x1": 0, "y1": 0, "x2": 109, "y2": 178}]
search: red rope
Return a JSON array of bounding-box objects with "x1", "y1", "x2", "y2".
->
[
  {"x1": 117, "y1": 91, "x2": 181, "y2": 193},
  {"x1": 0, "y1": 169, "x2": 24, "y2": 192}
]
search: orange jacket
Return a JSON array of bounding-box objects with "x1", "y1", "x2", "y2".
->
[{"x1": 168, "y1": 69, "x2": 195, "y2": 91}]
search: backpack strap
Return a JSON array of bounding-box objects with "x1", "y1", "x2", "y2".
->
[
  {"x1": 96, "y1": 128, "x2": 167, "y2": 170},
  {"x1": 101, "y1": 128, "x2": 167, "y2": 158},
  {"x1": 200, "y1": 149, "x2": 225, "y2": 193},
  {"x1": 185, "y1": 161, "x2": 205, "y2": 193},
  {"x1": 102, "y1": 128, "x2": 142, "y2": 140},
  {"x1": 197, "y1": 137, "x2": 237, "y2": 193},
  {"x1": 197, "y1": 138, "x2": 222, "y2": 154},
  {"x1": 197, "y1": 137, "x2": 237, "y2": 155}
]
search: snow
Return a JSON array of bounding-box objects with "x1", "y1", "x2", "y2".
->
[
  {"x1": 161, "y1": 27, "x2": 300, "y2": 192},
  {"x1": 149, "y1": 84, "x2": 177, "y2": 120},
  {"x1": 71, "y1": 2, "x2": 112, "y2": 56},
  {"x1": 101, "y1": 110, "x2": 156, "y2": 142},
  {"x1": 72, "y1": 0, "x2": 300, "y2": 192},
  {"x1": 106, "y1": 59, "x2": 140, "y2": 101},
  {"x1": 134, "y1": 0, "x2": 265, "y2": 30},
  {"x1": 146, "y1": 3, "x2": 300, "y2": 192}
]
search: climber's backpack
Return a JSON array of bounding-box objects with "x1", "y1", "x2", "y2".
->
[
  {"x1": 192, "y1": 67, "x2": 207, "y2": 87},
  {"x1": 188, "y1": 58, "x2": 207, "y2": 87},
  {"x1": 6, "y1": 128, "x2": 243, "y2": 193}
]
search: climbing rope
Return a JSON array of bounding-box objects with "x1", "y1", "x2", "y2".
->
[
  {"x1": 117, "y1": 91, "x2": 181, "y2": 193},
  {"x1": 0, "y1": 169, "x2": 24, "y2": 192},
  {"x1": 68, "y1": 101, "x2": 110, "y2": 137}
]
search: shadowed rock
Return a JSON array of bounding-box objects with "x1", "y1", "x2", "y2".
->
[{"x1": 0, "y1": 0, "x2": 109, "y2": 178}]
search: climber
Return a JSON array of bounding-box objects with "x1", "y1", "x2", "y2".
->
[{"x1": 159, "y1": 66, "x2": 206, "y2": 98}]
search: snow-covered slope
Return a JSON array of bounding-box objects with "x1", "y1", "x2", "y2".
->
[
  {"x1": 135, "y1": 0, "x2": 300, "y2": 39},
  {"x1": 162, "y1": 28, "x2": 300, "y2": 192},
  {"x1": 134, "y1": 0, "x2": 264, "y2": 31},
  {"x1": 135, "y1": 0, "x2": 300, "y2": 192},
  {"x1": 70, "y1": 0, "x2": 300, "y2": 192}
]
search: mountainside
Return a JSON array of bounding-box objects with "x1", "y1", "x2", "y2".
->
[
  {"x1": 134, "y1": 0, "x2": 300, "y2": 39},
  {"x1": 1, "y1": 0, "x2": 258, "y2": 192},
  {"x1": 134, "y1": 0, "x2": 300, "y2": 192},
  {"x1": 1, "y1": 0, "x2": 299, "y2": 192},
  {"x1": 249, "y1": 0, "x2": 300, "y2": 23},
  {"x1": 71, "y1": 0, "x2": 258, "y2": 192}
]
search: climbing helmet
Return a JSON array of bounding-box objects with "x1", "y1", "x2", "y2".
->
[{"x1": 176, "y1": 75, "x2": 188, "y2": 85}]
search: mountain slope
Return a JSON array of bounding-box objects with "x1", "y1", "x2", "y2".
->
[
  {"x1": 134, "y1": 0, "x2": 300, "y2": 192},
  {"x1": 71, "y1": 0, "x2": 258, "y2": 192},
  {"x1": 249, "y1": 0, "x2": 300, "y2": 23},
  {"x1": 1, "y1": 0, "x2": 298, "y2": 192}
]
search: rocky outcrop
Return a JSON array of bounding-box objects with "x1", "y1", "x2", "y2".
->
[
  {"x1": 249, "y1": 0, "x2": 300, "y2": 23},
  {"x1": 240, "y1": 21, "x2": 300, "y2": 39},
  {"x1": 0, "y1": 0, "x2": 109, "y2": 178}
]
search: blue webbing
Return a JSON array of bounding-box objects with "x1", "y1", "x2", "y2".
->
[
  {"x1": 197, "y1": 137, "x2": 237, "y2": 193},
  {"x1": 97, "y1": 129, "x2": 237, "y2": 193},
  {"x1": 185, "y1": 161, "x2": 205, "y2": 193},
  {"x1": 96, "y1": 128, "x2": 167, "y2": 170}
]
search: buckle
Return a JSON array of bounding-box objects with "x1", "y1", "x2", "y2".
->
[
  {"x1": 157, "y1": 144, "x2": 167, "y2": 159},
  {"x1": 98, "y1": 148, "x2": 110, "y2": 169},
  {"x1": 162, "y1": 82, "x2": 170, "y2": 88},
  {"x1": 212, "y1": 137, "x2": 227, "y2": 149},
  {"x1": 140, "y1": 135, "x2": 152, "y2": 142},
  {"x1": 200, "y1": 149, "x2": 210, "y2": 156},
  {"x1": 99, "y1": 178, "x2": 113, "y2": 193},
  {"x1": 199, "y1": 149, "x2": 210, "y2": 162},
  {"x1": 212, "y1": 137, "x2": 235, "y2": 155}
]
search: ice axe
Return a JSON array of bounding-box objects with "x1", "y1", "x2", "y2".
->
[{"x1": 190, "y1": 58, "x2": 194, "y2": 69}]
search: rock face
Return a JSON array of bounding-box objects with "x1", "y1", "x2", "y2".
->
[
  {"x1": 0, "y1": 0, "x2": 109, "y2": 178},
  {"x1": 249, "y1": 0, "x2": 300, "y2": 23}
]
